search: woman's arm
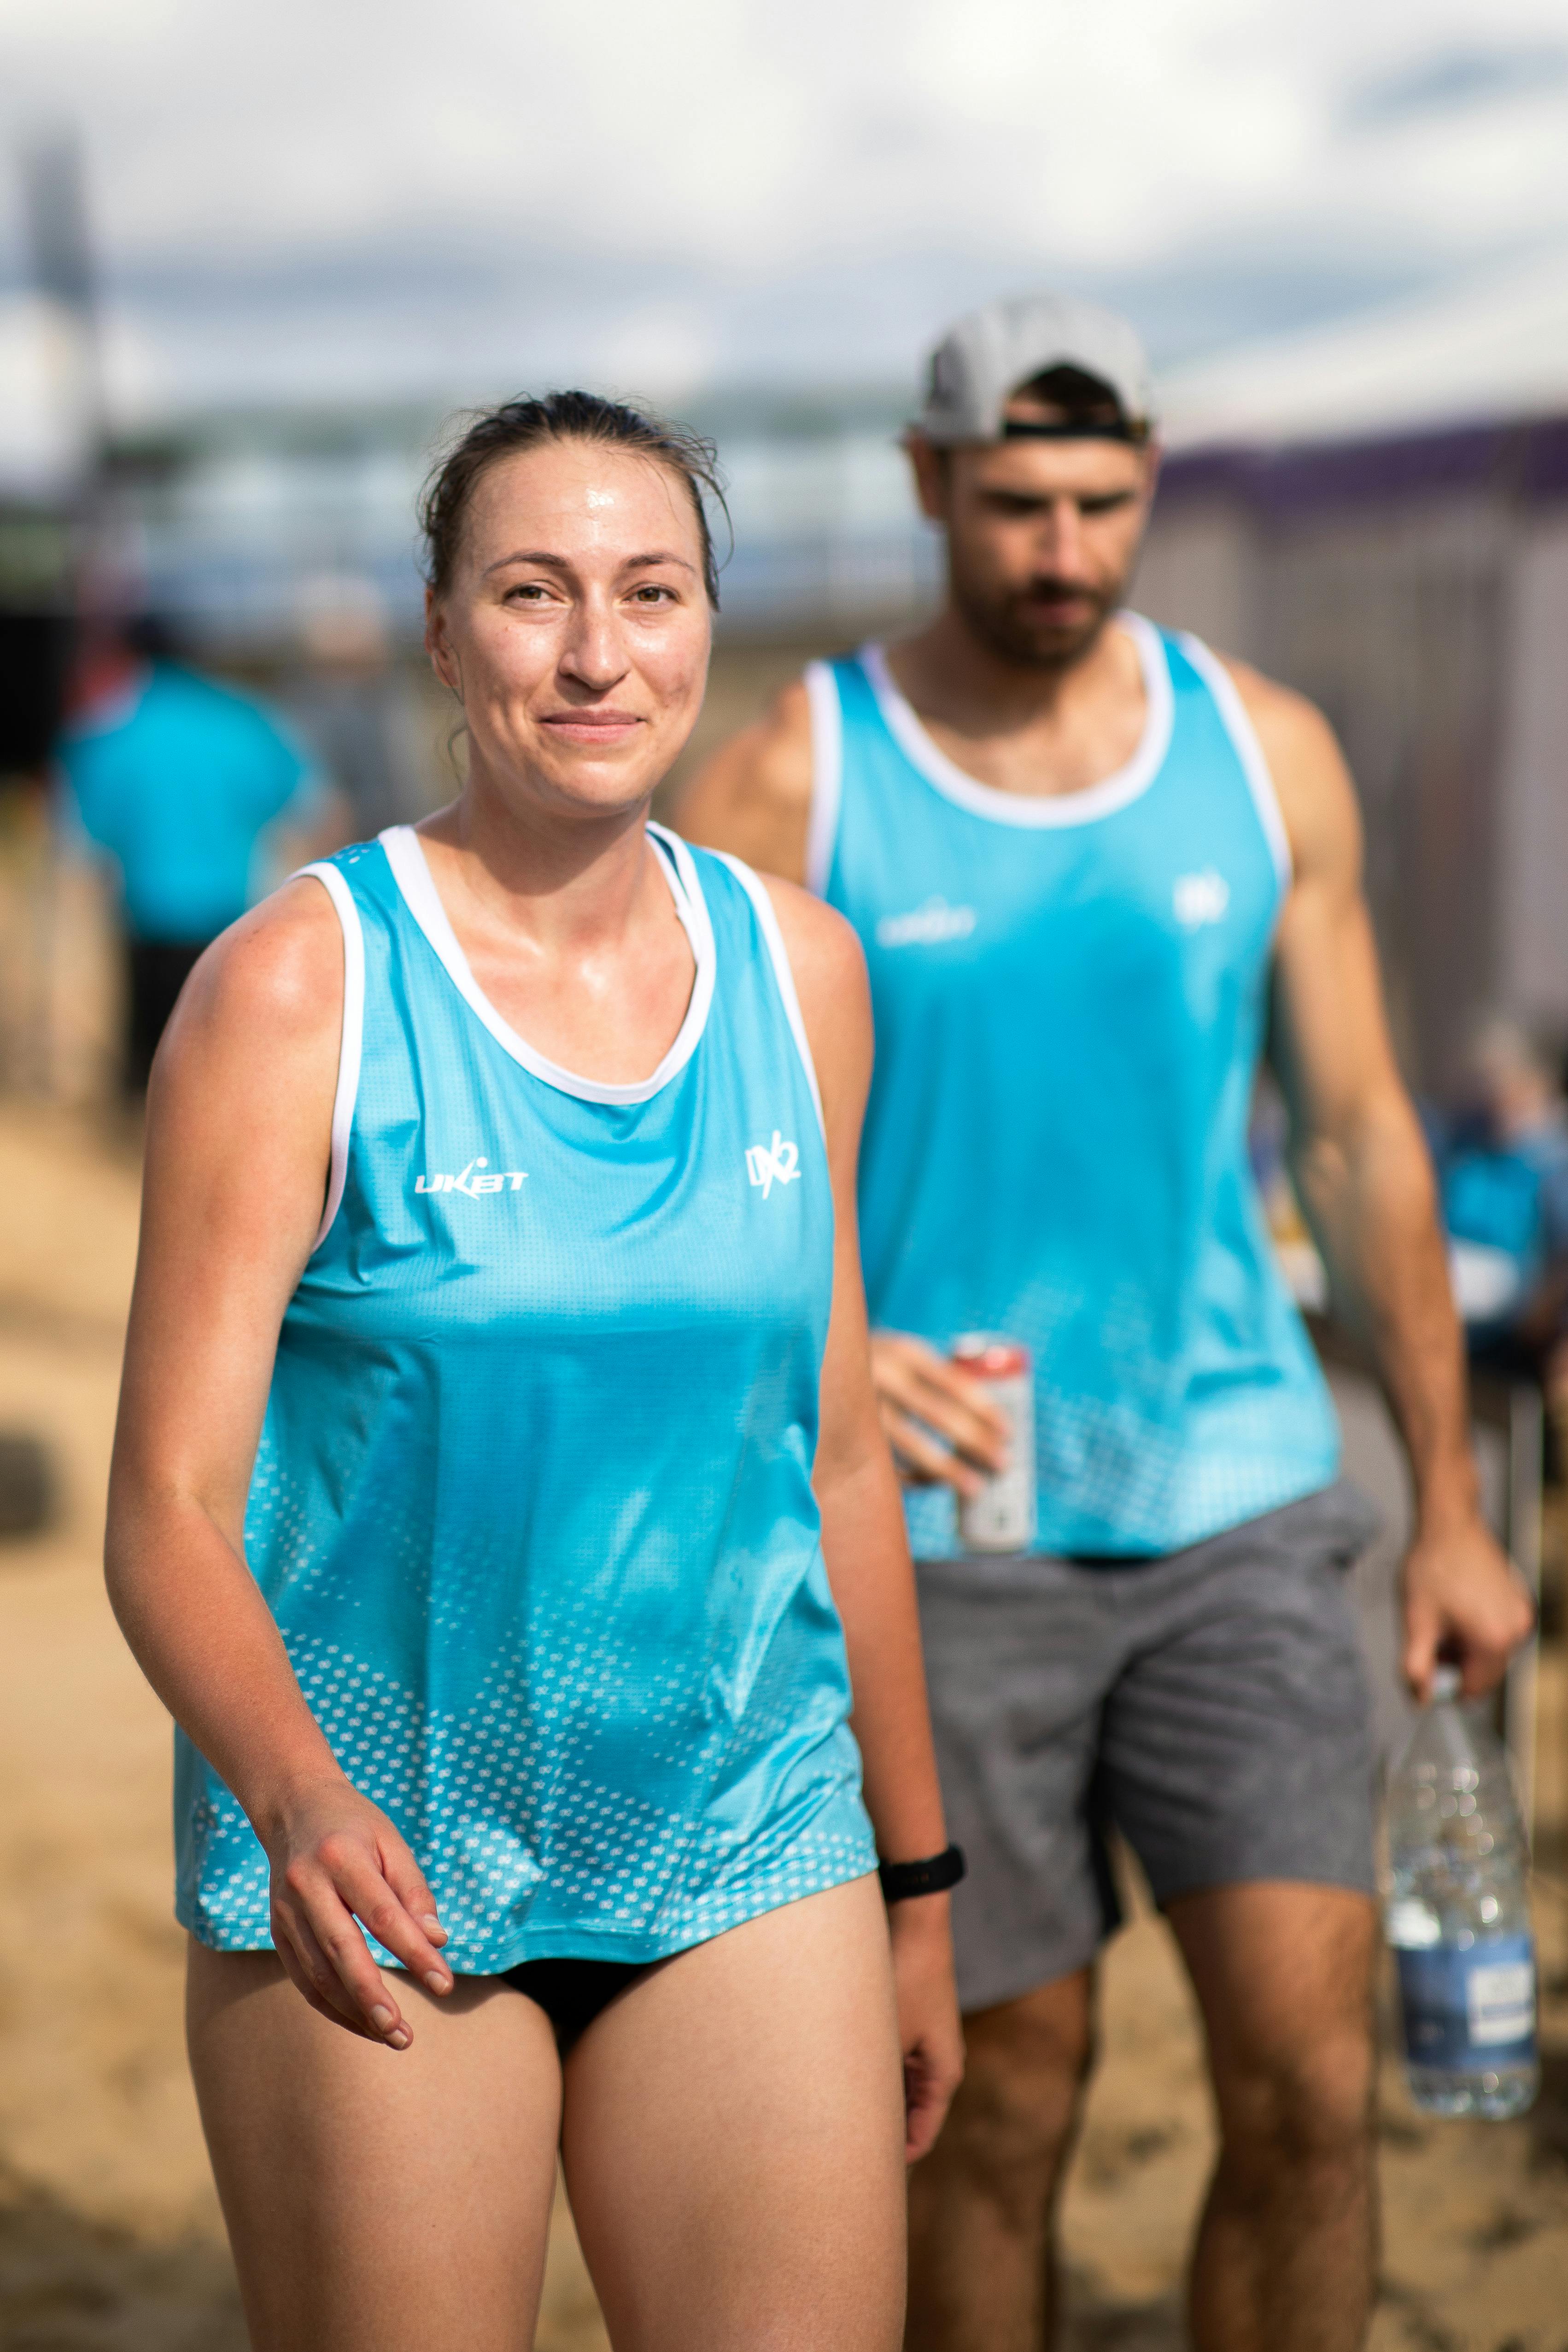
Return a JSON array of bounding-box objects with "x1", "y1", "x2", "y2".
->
[
  {"x1": 761, "y1": 875, "x2": 964, "y2": 2161},
  {"x1": 106, "y1": 878, "x2": 452, "y2": 2047}
]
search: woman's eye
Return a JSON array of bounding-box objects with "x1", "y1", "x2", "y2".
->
[
  {"x1": 506, "y1": 583, "x2": 551, "y2": 603},
  {"x1": 631, "y1": 585, "x2": 675, "y2": 604}
]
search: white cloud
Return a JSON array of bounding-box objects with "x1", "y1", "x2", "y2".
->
[{"x1": 0, "y1": 0, "x2": 1565, "y2": 410}]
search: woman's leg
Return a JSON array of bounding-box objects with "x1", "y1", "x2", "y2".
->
[
  {"x1": 562, "y1": 1873, "x2": 907, "y2": 2352},
  {"x1": 186, "y1": 1942, "x2": 562, "y2": 2352}
]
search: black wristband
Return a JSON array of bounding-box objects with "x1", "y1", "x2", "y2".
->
[{"x1": 878, "y1": 1844, "x2": 965, "y2": 1904}]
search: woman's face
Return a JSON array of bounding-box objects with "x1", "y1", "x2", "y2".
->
[{"x1": 426, "y1": 438, "x2": 713, "y2": 823}]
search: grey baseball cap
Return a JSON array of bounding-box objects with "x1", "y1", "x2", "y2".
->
[{"x1": 916, "y1": 294, "x2": 1155, "y2": 445}]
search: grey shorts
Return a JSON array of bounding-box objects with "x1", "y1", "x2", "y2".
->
[{"x1": 918, "y1": 1479, "x2": 1381, "y2": 2013}]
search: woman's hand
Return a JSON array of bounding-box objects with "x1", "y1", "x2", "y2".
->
[
  {"x1": 260, "y1": 1771, "x2": 454, "y2": 2048},
  {"x1": 888, "y1": 1894, "x2": 965, "y2": 2162}
]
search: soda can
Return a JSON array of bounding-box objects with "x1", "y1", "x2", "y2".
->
[{"x1": 950, "y1": 1333, "x2": 1036, "y2": 1554}]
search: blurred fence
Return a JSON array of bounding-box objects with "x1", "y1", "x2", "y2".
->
[{"x1": 1136, "y1": 415, "x2": 1568, "y2": 1094}]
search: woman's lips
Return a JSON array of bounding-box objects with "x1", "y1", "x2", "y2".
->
[{"x1": 540, "y1": 709, "x2": 643, "y2": 741}]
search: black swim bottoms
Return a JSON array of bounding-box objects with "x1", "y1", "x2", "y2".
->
[{"x1": 500, "y1": 1955, "x2": 658, "y2": 2053}]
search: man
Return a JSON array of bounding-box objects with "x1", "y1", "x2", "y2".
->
[
  {"x1": 59, "y1": 614, "x2": 337, "y2": 1093},
  {"x1": 1439, "y1": 1017, "x2": 1568, "y2": 1466},
  {"x1": 677, "y1": 295, "x2": 1533, "y2": 2352}
]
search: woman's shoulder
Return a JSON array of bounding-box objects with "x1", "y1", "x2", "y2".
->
[
  {"x1": 733, "y1": 861, "x2": 866, "y2": 997},
  {"x1": 694, "y1": 853, "x2": 870, "y2": 1117},
  {"x1": 157, "y1": 875, "x2": 347, "y2": 1081}
]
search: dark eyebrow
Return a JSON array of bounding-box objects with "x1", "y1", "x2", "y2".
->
[{"x1": 483, "y1": 548, "x2": 697, "y2": 578}]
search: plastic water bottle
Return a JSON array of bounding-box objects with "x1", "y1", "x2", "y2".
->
[{"x1": 1384, "y1": 1665, "x2": 1538, "y2": 2118}]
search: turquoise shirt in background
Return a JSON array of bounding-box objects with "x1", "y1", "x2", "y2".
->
[
  {"x1": 1441, "y1": 1115, "x2": 1568, "y2": 1328},
  {"x1": 60, "y1": 662, "x2": 316, "y2": 941},
  {"x1": 176, "y1": 825, "x2": 875, "y2": 1972},
  {"x1": 809, "y1": 616, "x2": 1340, "y2": 1559}
]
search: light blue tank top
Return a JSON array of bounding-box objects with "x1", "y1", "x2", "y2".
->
[
  {"x1": 809, "y1": 616, "x2": 1339, "y2": 1558},
  {"x1": 176, "y1": 823, "x2": 875, "y2": 1972}
]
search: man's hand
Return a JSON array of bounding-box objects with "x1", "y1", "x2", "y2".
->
[
  {"x1": 1400, "y1": 1514, "x2": 1535, "y2": 1701},
  {"x1": 869, "y1": 1332, "x2": 1010, "y2": 1494}
]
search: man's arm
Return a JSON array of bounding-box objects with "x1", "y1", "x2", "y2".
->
[
  {"x1": 670, "y1": 677, "x2": 814, "y2": 884},
  {"x1": 1235, "y1": 661, "x2": 1534, "y2": 1698}
]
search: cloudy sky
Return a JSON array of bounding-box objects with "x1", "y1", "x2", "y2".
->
[{"x1": 3, "y1": 0, "x2": 1568, "y2": 422}]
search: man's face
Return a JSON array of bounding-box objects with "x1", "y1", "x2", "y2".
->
[{"x1": 909, "y1": 417, "x2": 1158, "y2": 670}]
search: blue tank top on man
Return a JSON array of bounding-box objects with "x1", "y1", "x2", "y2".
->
[
  {"x1": 176, "y1": 823, "x2": 875, "y2": 1974},
  {"x1": 808, "y1": 614, "x2": 1340, "y2": 1559}
]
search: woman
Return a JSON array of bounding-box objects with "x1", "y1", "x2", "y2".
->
[{"x1": 106, "y1": 392, "x2": 964, "y2": 2351}]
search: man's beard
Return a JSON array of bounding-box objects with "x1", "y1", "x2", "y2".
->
[{"x1": 949, "y1": 566, "x2": 1123, "y2": 671}]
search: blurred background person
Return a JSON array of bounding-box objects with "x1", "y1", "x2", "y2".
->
[
  {"x1": 282, "y1": 571, "x2": 435, "y2": 838},
  {"x1": 57, "y1": 609, "x2": 344, "y2": 1094},
  {"x1": 1434, "y1": 1018, "x2": 1568, "y2": 1442}
]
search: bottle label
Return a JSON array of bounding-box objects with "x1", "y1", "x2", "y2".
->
[{"x1": 1395, "y1": 1935, "x2": 1536, "y2": 2068}]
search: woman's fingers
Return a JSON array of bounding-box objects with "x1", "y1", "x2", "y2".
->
[
  {"x1": 903, "y1": 2046, "x2": 956, "y2": 2164},
  {"x1": 901, "y1": 2019, "x2": 966, "y2": 2162},
  {"x1": 273, "y1": 1900, "x2": 389, "y2": 2040},
  {"x1": 889, "y1": 1899, "x2": 965, "y2": 2161},
  {"x1": 281, "y1": 1850, "x2": 418, "y2": 2043},
  {"x1": 331, "y1": 1839, "x2": 454, "y2": 1996},
  {"x1": 377, "y1": 1836, "x2": 452, "y2": 1964},
  {"x1": 263, "y1": 1784, "x2": 455, "y2": 2039}
]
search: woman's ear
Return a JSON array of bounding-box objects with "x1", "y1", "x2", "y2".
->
[{"x1": 424, "y1": 587, "x2": 460, "y2": 696}]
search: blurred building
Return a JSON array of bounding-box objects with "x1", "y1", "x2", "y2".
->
[
  {"x1": 106, "y1": 386, "x2": 941, "y2": 652},
  {"x1": 1138, "y1": 252, "x2": 1568, "y2": 1094},
  {"x1": 10, "y1": 249, "x2": 1563, "y2": 1102}
]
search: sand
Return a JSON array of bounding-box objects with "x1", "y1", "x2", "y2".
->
[{"x1": 0, "y1": 1100, "x2": 1562, "y2": 2351}]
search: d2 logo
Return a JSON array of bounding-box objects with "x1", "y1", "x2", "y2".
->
[{"x1": 745, "y1": 1132, "x2": 800, "y2": 1200}]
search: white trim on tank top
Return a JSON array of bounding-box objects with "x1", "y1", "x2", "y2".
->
[
  {"x1": 1174, "y1": 632, "x2": 1294, "y2": 892},
  {"x1": 380, "y1": 820, "x2": 717, "y2": 1106},
  {"x1": 855, "y1": 611, "x2": 1175, "y2": 831},
  {"x1": 713, "y1": 852, "x2": 825, "y2": 1138},
  {"x1": 802, "y1": 661, "x2": 843, "y2": 896},
  {"x1": 294, "y1": 861, "x2": 366, "y2": 1251}
]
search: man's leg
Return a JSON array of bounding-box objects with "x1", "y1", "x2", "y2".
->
[
  {"x1": 1169, "y1": 1882, "x2": 1379, "y2": 2352},
  {"x1": 902, "y1": 1549, "x2": 1123, "y2": 2352},
  {"x1": 906, "y1": 1966, "x2": 1094, "y2": 2352},
  {"x1": 1093, "y1": 1485, "x2": 1383, "y2": 2352}
]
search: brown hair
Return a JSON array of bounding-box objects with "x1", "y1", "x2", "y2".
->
[
  {"x1": 1009, "y1": 363, "x2": 1151, "y2": 446},
  {"x1": 419, "y1": 390, "x2": 727, "y2": 605}
]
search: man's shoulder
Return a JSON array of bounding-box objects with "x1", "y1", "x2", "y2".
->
[
  {"x1": 672, "y1": 673, "x2": 817, "y2": 884},
  {"x1": 1186, "y1": 647, "x2": 1360, "y2": 889},
  {"x1": 720, "y1": 673, "x2": 816, "y2": 801},
  {"x1": 1185, "y1": 643, "x2": 1336, "y2": 761}
]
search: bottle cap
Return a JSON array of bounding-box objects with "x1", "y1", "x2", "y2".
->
[{"x1": 1429, "y1": 1663, "x2": 1463, "y2": 1704}]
